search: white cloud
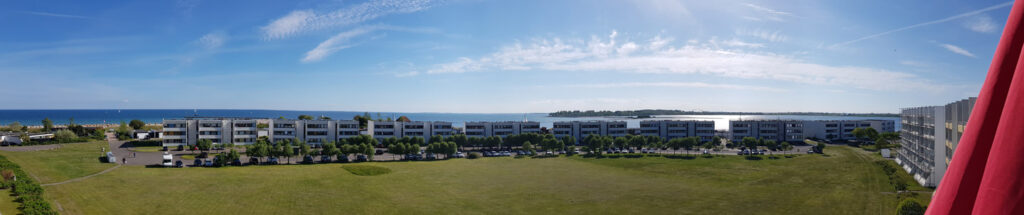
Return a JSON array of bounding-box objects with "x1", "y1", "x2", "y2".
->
[
  {"x1": 19, "y1": 11, "x2": 92, "y2": 19},
  {"x1": 718, "y1": 38, "x2": 764, "y2": 48},
  {"x1": 302, "y1": 25, "x2": 440, "y2": 63},
  {"x1": 939, "y1": 43, "x2": 976, "y2": 58},
  {"x1": 564, "y1": 82, "x2": 786, "y2": 92},
  {"x1": 394, "y1": 71, "x2": 420, "y2": 77},
  {"x1": 742, "y1": 3, "x2": 793, "y2": 22},
  {"x1": 831, "y1": 1, "x2": 1012, "y2": 47},
  {"x1": 261, "y1": 0, "x2": 437, "y2": 40},
  {"x1": 197, "y1": 32, "x2": 227, "y2": 50},
  {"x1": 428, "y1": 31, "x2": 941, "y2": 92},
  {"x1": 900, "y1": 60, "x2": 929, "y2": 67},
  {"x1": 963, "y1": 15, "x2": 997, "y2": 33},
  {"x1": 736, "y1": 29, "x2": 788, "y2": 42}
]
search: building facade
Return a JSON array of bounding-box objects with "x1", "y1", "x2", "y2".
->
[
  {"x1": 729, "y1": 119, "x2": 895, "y2": 143},
  {"x1": 897, "y1": 97, "x2": 977, "y2": 187},
  {"x1": 163, "y1": 118, "x2": 365, "y2": 147},
  {"x1": 464, "y1": 121, "x2": 541, "y2": 138},
  {"x1": 897, "y1": 106, "x2": 946, "y2": 187},
  {"x1": 552, "y1": 121, "x2": 630, "y2": 145},
  {"x1": 639, "y1": 120, "x2": 715, "y2": 142}
]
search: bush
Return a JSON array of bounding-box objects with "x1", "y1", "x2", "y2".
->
[
  {"x1": 897, "y1": 198, "x2": 925, "y2": 215},
  {"x1": 54, "y1": 129, "x2": 78, "y2": 143},
  {"x1": 467, "y1": 152, "x2": 482, "y2": 159},
  {"x1": 0, "y1": 155, "x2": 58, "y2": 215}
]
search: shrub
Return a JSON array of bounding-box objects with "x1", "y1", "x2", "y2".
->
[
  {"x1": 342, "y1": 165, "x2": 392, "y2": 176},
  {"x1": 467, "y1": 152, "x2": 482, "y2": 159},
  {"x1": 897, "y1": 198, "x2": 925, "y2": 215},
  {"x1": 54, "y1": 129, "x2": 78, "y2": 143},
  {"x1": 2, "y1": 169, "x2": 14, "y2": 181}
]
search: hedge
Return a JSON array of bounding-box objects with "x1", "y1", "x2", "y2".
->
[{"x1": 0, "y1": 155, "x2": 58, "y2": 215}]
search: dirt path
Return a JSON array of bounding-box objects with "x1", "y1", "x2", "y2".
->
[{"x1": 41, "y1": 165, "x2": 120, "y2": 186}]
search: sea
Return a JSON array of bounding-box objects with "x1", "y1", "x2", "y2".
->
[{"x1": 0, "y1": 109, "x2": 901, "y2": 131}]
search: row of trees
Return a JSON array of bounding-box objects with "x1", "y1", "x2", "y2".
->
[
  {"x1": 852, "y1": 127, "x2": 900, "y2": 149},
  {"x1": 738, "y1": 137, "x2": 795, "y2": 155},
  {"x1": 242, "y1": 137, "x2": 376, "y2": 164}
]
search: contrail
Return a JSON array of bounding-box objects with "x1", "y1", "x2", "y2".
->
[{"x1": 830, "y1": 1, "x2": 1013, "y2": 48}]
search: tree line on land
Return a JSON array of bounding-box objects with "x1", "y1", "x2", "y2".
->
[
  {"x1": 4, "y1": 117, "x2": 106, "y2": 146},
  {"x1": 850, "y1": 127, "x2": 900, "y2": 149}
]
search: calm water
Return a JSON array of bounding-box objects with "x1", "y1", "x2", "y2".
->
[{"x1": 0, "y1": 110, "x2": 900, "y2": 131}]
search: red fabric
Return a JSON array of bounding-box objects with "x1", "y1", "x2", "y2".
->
[{"x1": 927, "y1": 1, "x2": 1024, "y2": 214}]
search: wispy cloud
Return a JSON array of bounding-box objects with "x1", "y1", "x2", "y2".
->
[
  {"x1": 302, "y1": 25, "x2": 439, "y2": 63},
  {"x1": 261, "y1": 0, "x2": 439, "y2": 40},
  {"x1": 736, "y1": 29, "x2": 788, "y2": 42},
  {"x1": 831, "y1": 1, "x2": 1013, "y2": 48},
  {"x1": 939, "y1": 43, "x2": 976, "y2": 58},
  {"x1": 564, "y1": 82, "x2": 787, "y2": 92},
  {"x1": 963, "y1": 15, "x2": 998, "y2": 33},
  {"x1": 900, "y1": 60, "x2": 930, "y2": 67},
  {"x1": 19, "y1": 11, "x2": 92, "y2": 19},
  {"x1": 196, "y1": 32, "x2": 227, "y2": 50},
  {"x1": 428, "y1": 31, "x2": 941, "y2": 92},
  {"x1": 742, "y1": 3, "x2": 794, "y2": 22},
  {"x1": 716, "y1": 38, "x2": 764, "y2": 48}
]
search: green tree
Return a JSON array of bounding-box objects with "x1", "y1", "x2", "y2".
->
[
  {"x1": 363, "y1": 143, "x2": 375, "y2": 160},
  {"x1": 396, "y1": 116, "x2": 411, "y2": 122},
  {"x1": 896, "y1": 198, "x2": 925, "y2": 215},
  {"x1": 129, "y1": 119, "x2": 145, "y2": 130},
  {"x1": 741, "y1": 137, "x2": 758, "y2": 151},
  {"x1": 780, "y1": 142, "x2": 792, "y2": 155},
  {"x1": 41, "y1": 118, "x2": 53, "y2": 131},
  {"x1": 54, "y1": 129, "x2": 77, "y2": 143},
  {"x1": 281, "y1": 141, "x2": 295, "y2": 164},
  {"x1": 815, "y1": 143, "x2": 827, "y2": 154},
  {"x1": 523, "y1": 141, "x2": 535, "y2": 155},
  {"x1": 680, "y1": 137, "x2": 698, "y2": 155},
  {"x1": 614, "y1": 137, "x2": 628, "y2": 150},
  {"x1": 299, "y1": 141, "x2": 311, "y2": 160},
  {"x1": 6, "y1": 122, "x2": 22, "y2": 132},
  {"x1": 297, "y1": 115, "x2": 314, "y2": 120},
  {"x1": 196, "y1": 139, "x2": 213, "y2": 152}
]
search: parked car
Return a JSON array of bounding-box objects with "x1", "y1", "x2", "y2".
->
[
  {"x1": 302, "y1": 155, "x2": 314, "y2": 164},
  {"x1": 337, "y1": 155, "x2": 350, "y2": 163},
  {"x1": 203, "y1": 160, "x2": 213, "y2": 167},
  {"x1": 375, "y1": 149, "x2": 385, "y2": 155},
  {"x1": 545, "y1": 151, "x2": 553, "y2": 156},
  {"x1": 174, "y1": 160, "x2": 184, "y2": 168},
  {"x1": 231, "y1": 159, "x2": 242, "y2": 166},
  {"x1": 737, "y1": 151, "x2": 744, "y2": 155},
  {"x1": 267, "y1": 157, "x2": 280, "y2": 165},
  {"x1": 574, "y1": 149, "x2": 581, "y2": 154},
  {"x1": 193, "y1": 159, "x2": 202, "y2": 167},
  {"x1": 702, "y1": 149, "x2": 709, "y2": 154},
  {"x1": 320, "y1": 155, "x2": 332, "y2": 163},
  {"x1": 355, "y1": 154, "x2": 369, "y2": 162},
  {"x1": 628, "y1": 149, "x2": 636, "y2": 154},
  {"x1": 426, "y1": 153, "x2": 437, "y2": 160},
  {"x1": 559, "y1": 150, "x2": 567, "y2": 155},
  {"x1": 807, "y1": 150, "x2": 815, "y2": 154},
  {"x1": 454, "y1": 152, "x2": 465, "y2": 158},
  {"x1": 484, "y1": 151, "x2": 493, "y2": 157},
  {"x1": 641, "y1": 148, "x2": 648, "y2": 154}
]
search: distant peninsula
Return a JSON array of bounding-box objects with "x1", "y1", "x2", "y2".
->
[{"x1": 548, "y1": 109, "x2": 899, "y2": 118}]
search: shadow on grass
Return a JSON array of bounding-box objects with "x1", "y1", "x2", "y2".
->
[
  {"x1": 744, "y1": 156, "x2": 763, "y2": 161},
  {"x1": 664, "y1": 155, "x2": 697, "y2": 160}
]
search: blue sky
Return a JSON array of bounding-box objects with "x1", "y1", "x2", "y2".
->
[{"x1": 0, "y1": 0, "x2": 1009, "y2": 113}]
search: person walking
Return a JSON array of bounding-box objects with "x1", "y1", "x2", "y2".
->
[{"x1": 122, "y1": 158, "x2": 126, "y2": 164}]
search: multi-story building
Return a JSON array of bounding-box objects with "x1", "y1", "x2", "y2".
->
[
  {"x1": 897, "y1": 97, "x2": 976, "y2": 187},
  {"x1": 638, "y1": 120, "x2": 716, "y2": 142},
  {"x1": 944, "y1": 97, "x2": 976, "y2": 165},
  {"x1": 371, "y1": 121, "x2": 401, "y2": 140},
  {"x1": 464, "y1": 121, "x2": 541, "y2": 138},
  {"x1": 552, "y1": 121, "x2": 627, "y2": 145},
  {"x1": 730, "y1": 119, "x2": 896, "y2": 143},
  {"x1": 369, "y1": 121, "x2": 454, "y2": 142},
  {"x1": 897, "y1": 106, "x2": 945, "y2": 187},
  {"x1": 164, "y1": 118, "x2": 362, "y2": 147}
]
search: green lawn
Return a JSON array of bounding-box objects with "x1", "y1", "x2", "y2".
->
[
  {"x1": 0, "y1": 141, "x2": 115, "y2": 184},
  {"x1": 31, "y1": 146, "x2": 912, "y2": 215},
  {"x1": 0, "y1": 189, "x2": 20, "y2": 215}
]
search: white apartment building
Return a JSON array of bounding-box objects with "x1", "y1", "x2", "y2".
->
[
  {"x1": 552, "y1": 121, "x2": 628, "y2": 144},
  {"x1": 730, "y1": 119, "x2": 896, "y2": 143},
  {"x1": 897, "y1": 97, "x2": 976, "y2": 187},
  {"x1": 465, "y1": 121, "x2": 540, "y2": 138},
  {"x1": 897, "y1": 106, "x2": 946, "y2": 187},
  {"x1": 164, "y1": 118, "x2": 364, "y2": 147},
  {"x1": 639, "y1": 120, "x2": 716, "y2": 142},
  {"x1": 369, "y1": 121, "x2": 453, "y2": 142}
]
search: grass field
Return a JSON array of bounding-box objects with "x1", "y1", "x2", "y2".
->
[
  {"x1": 0, "y1": 189, "x2": 20, "y2": 215},
  {"x1": 0, "y1": 141, "x2": 115, "y2": 184},
  {"x1": 21, "y1": 145, "x2": 916, "y2": 215}
]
